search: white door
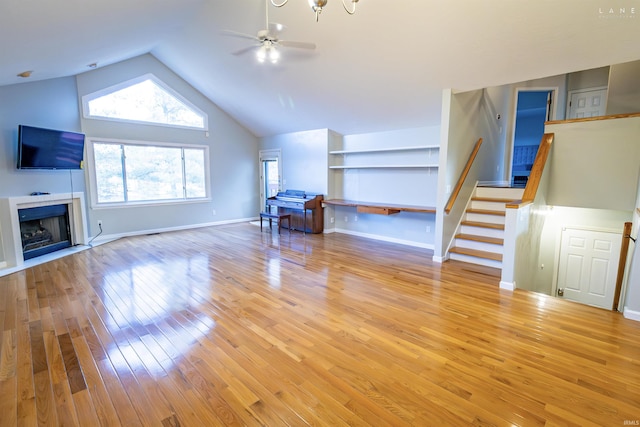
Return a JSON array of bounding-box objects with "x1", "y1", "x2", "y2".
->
[
  {"x1": 567, "y1": 88, "x2": 607, "y2": 119},
  {"x1": 557, "y1": 228, "x2": 622, "y2": 309}
]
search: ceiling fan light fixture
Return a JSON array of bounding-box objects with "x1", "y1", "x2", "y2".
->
[
  {"x1": 257, "y1": 46, "x2": 267, "y2": 63},
  {"x1": 269, "y1": 47, "x2": 280, "y2": 64}
]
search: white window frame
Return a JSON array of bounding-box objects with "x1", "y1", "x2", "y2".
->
[
  {"x1": 86, "y1": 137, "x2": 211, "y2": 209},
  {"x1": 81, "y1": 73, "x2": 209, "y2": 131}
]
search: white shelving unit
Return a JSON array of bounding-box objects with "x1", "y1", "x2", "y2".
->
[{"x1": 329, "y1": 145, "x2": 439, "y2": 169}]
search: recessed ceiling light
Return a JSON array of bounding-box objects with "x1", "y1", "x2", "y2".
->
[{"x1": 17, "y1": 70, "x2": 32, "y2": 78}]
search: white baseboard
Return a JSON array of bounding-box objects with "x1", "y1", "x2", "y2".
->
[
  {"x1": 499, "y1": 281, "x2": 515, "y2": 291},
  {"x1": 333, "y1": 228, "x2": 434, "y2": 250},
  {"x1": 623, "y1": 307, "x2": 640, "y2": 322},
  {"x1": 91, "y1": 217, "x2": 258, "y2": 245},
  {"x1": 432, "y1": 255, "x2": 447, "y2": 263}
]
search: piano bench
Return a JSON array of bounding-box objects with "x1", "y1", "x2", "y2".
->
[{"x1": 259, "y1": 212, "x2": 291, "y2": 234}]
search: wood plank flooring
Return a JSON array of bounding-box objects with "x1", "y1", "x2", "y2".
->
[{"x1": 0, "y1": 222, "x2": 639, "y2": 426}]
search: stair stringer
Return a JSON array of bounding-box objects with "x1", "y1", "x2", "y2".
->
[{"x1": 443, "y1": 181, "x2": 479, "y2": 259}]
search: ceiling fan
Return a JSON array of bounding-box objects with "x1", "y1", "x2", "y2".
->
[{"x1": 220, "y1": 0, "x2": 316, "y2": 63}]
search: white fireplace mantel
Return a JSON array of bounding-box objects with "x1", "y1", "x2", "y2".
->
[{"x1": 0, "y1": 192, "x2": 89, "y2": 269}]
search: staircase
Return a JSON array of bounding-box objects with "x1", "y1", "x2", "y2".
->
[{"x1": 449, "y1": 186, "x2": 524, "y2": 269}]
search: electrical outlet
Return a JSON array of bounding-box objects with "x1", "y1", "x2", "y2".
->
[
  {"x1": 212, "y1": 209, "x2": 216, "y2": 215},
  {"x1": 330, "y1": 217, "x2": 334, "y2": 223},
  {"x1": 344, "y1": 216, "x2": 348, "y2": 222},
  {"x1": 426, "y1": 225, "x2": 431, "y2": 233},
  {"x1": 354, "y1": 215, "x2": 358, "y2": 222}
]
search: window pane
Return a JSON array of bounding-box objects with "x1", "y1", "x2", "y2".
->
[
  {"x1": 94, "y1": 143, "x2": 125, "y2": 203},
  {"x1": 184, "y1": 148, "x2": 206, "y2": 198},
  {"x1": 87, "y1": 78, "x2": 205, "y2": 128},
  {"x1": 124, "y1": 145, "x2": 183, "y2": 201}
]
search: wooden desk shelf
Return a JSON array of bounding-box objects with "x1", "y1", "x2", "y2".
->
[{"x1": 323, "y1": 199, "x2": 436, "y2": 215}]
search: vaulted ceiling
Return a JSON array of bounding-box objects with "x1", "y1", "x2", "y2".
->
[{"x1": 2, "y1": 0, "x2": 639, "y2": 137}]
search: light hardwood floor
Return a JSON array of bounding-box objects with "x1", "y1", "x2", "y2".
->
[{"x1": 0, "y1": 223, "x2": 639, "y2": 426}]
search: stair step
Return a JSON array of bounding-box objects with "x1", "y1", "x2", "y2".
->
[
  {"x1": 466, "y1": 208, "x2": 505, "y2": 216},
  {"x1": 475, "y1": 186, "x2": 525, "y2": 200},
  {"x1": 460, "y1": 221, "x2": 505, "y2": 230},
  {"x1": 455, "y1": 234, "x2": 504, "y2": 245},
  {"x1": 450, "y1": 247, "x2": 502, "y2": 261}
]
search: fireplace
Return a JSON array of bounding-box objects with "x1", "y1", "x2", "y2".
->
[
  {"x1": 18, "y1": 204, "x2": 72, "y2": 260},
  {"x1": 0, "y1": 193, "x2": 88, "y2": 270}
]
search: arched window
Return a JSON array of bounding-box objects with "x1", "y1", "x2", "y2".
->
[{"x1": 82, "y1": 74, "x2": 208, "y2": 130}]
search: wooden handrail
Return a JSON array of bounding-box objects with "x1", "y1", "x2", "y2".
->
[
  {"x1": 545, "y1": 111, "x2": 640, "y2": 126},
  {"x1": 613, "y1": 222, "x2": 633, "y2": 311},
  {"x1": 521, "y1": 133, "x2": 554, "y2": 204},
  {"x1": 445, "y1": 138, "x2": 482, "y2": 214}
]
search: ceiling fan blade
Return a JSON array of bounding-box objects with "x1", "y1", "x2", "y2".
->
[
  {"x1": 232, "y1": 45, "x2": 258, "y2": 56},
  {"x1": 220, "y1": 29, "x2": 259, "y2": 41},
  {"x1": 279, "y1": 40, "x2": 316, "y2": 50}
]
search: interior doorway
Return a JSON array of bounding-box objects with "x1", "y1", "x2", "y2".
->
[
  {"x1": 556, "y1": 227, "x2": 622, "y2": 310},
  {"x1": 259, "y1": 149, "x2": 282, "y2": 212},
  {"x1": 510, "y1": 89, "x2": 555, "y2": 187}
]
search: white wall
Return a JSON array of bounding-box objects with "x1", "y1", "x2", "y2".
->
[
  {"x1": 546, "y1": 117, "x2": 640, "y2": 211},
  {"x1": 260, "y1": 128, "x2": 329, "y2": 194},
  {"x1": 333, "y1": 126, "x2": 440, "y2": 248},
  {"x1": 76, "y1": 54, "x2": 259, "y2": 238}
]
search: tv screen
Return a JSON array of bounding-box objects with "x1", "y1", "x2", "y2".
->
[{"x1": 17, "y1": 125, "x2": 85, "y2": 170}]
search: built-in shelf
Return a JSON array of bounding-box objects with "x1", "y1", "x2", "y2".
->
[
  {"x1": 329, "y1": 144, "x2": 439, "y2": 170},
  {"x1": 329, "y1": 164, "x2": 438, "y2": 169},
  {"x1": 329, "y1": 145, "x2": 439, "y2": 155}
]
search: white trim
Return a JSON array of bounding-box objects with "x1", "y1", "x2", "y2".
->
[
  {"x1": 259, "y1": 149, "x2": 283, "y2": 211},
  {"x1": 432, "y1": 255, "x2": 447, "y2": 263},
  {"x1": 500, "y1": 281, "x2": 515, "y2": 291},
  {"x1": 623, "y1": 307, "x2": 640, "y2": 322},
  {"x1": 333, "y1": 228, "x2": 433, "y2": 250}
]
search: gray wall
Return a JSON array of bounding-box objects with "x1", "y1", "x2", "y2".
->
[
  {"x1": 0, "y1": 77, "x2": 85, "y2": 198},
  {"x1": 606, "y1": 60, "x2": 640, "y2": 115},
  {"x1": 76, "y1": 54, "x2": 259, "y2": 238},
  {"x1": 567, "y1": 66, "x2": 610, "y2": 93}
]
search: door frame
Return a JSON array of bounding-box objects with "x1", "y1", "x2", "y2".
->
[
  {"x1": 259, "y1": 149, "x2": 282, "y2": 211},
  {"x1": 507, "y1": 87, "x2": 559, "y2": 182}
]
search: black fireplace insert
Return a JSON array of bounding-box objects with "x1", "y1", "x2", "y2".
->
[{"x1": 18, "y1": 204, "x2": 71, "y2": 260}]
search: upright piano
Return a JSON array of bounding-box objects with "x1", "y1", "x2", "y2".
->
[{"x1": 266, "y1": 190, "x2": 324, "y2": 234}]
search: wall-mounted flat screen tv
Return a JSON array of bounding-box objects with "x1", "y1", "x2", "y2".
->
[{"x1": 17, "y1": 125, "x2": 85, "y2": 170}]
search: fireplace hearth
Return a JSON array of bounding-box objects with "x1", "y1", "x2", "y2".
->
[{"x1": 18, "y1": 204, "x2": 71, "y2": 260}]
